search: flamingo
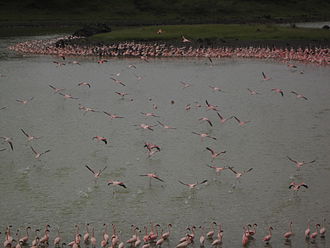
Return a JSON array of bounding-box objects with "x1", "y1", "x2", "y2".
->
[
  {"x1": 199, "y1": 226, "x2": 205, "y2": 246},
  {"x1": 59, "y1": 92, "x2": 79, "y2": 99},
  {"x1": 103, "y1": 224, "x2": 110, "y2": 243},
  {"x1": 206, "y1": 164, "x2": 228, "y2": 175},
  {"x1": 216, "y1": 112, "x2": 232, "y2": 124},
  {"x1": 157, "y1": 121, "x2": 176, "y2": 129},
  {"x1": 242, "y1": 227, "x2": 249, "y2": 247},
  {"x1": 144, "y1": 142, "x2": 161, "y2": 153},
  {"x1": 320, "y1": 218, "x2": 326, "y2": 238},
  {"x1": 178, "y1": 179, "x2": 208, "y2": 189},
  {"x1": 79, "y1": 105, "x2": 99, "y2": 114},
  {"x1": 209, "y1": 86, "x2": 223, "y2": 92},
  {"x1": 20, "y1": 129, "x2": 42, "y2": 141},
  {"x1": 107, "y1": 180, "x2": 127, "y2": 188},
  {"x1": 284, "y1": 221, "x2": 294, "y2": 241},
  {"x1": 49, "y1": 84, "x2": 65, "y2": 93},
  {"x1": 205, "y1": 100, "x2": 218, "y2": 111},
  {"x1": 206, "y1": 222, "x2": 217, "y2": 239},
  {"x1": 161, "y1": 224, "x2": 172, "y2": 240},
  {"x1": 262, "y1": 72, "x2": 271, "y2": 81},
  {"x1": 232, "y1": 116, "x2": 251, "y2": 126},
  {"x1": 198, "y1": 117, "x2": 213, "y2": 127},
  {"x1": 311, "y1": 224, "x2": 321, "y2": 242},
  {"x1": 83, "y1": 224, "x2": 90, "y2": 244},
  {"x1": 135, "y1": 123, "x2": 157, "y2": 131},
  {"x1": 263, "y1": 226, "x2": 273, "y2": 244},
  {"x1": 181, "y1": 36, "x2": 191, "y2": 43},
  {"x1": 30, "y1": 146, "x2": 51, "y2": 159},
  {"x1": 140, "y1": 173, "x2": 164, "y2": 185},
  {"x1": 0, "y1": 106, "x2": 7, "y2": 110},
  {"x1": 78, "y1": 82, "x2": 91, "y2": 88},
  {"x1": 92, "y1": 136, "x2": 108, "y2": 144},
  {"x1": 247, "y1": 88, "x2": 261, "y2": 95},
  {"x1": 141, "y1": 112, "x2": 160, "y2": 117},
  {"x1": 289, "y1": 182, "x2": 308, "y2": 191},
  {"x1": 85, "y1": 165, "x2": 107, "y2": 179},
  {"x1": 1, "y1": 136, "x2": 14, "y2": 150},
  {"x1": 115, "y1": 91, "x2": 129, "y2": 99},
  {"x1": 305, "y1": 220, "x2": 311, "y2": 239},
  {"x1": 180, "y1": 81, "x2": 191, "y2": 89},
  {"x1": 16, "y1": 97, "x2": 34, "y2": 104},
  {"x1": 291, "y1": 91, "x2": 308, "y2": 100},
  {"x1": 271, "y1": 88, "x2": 284, "y2": 96},
  {"x1": 247, "y1": 224, "x2": 257, "y2": 239},
  {"x1": 90, "y1": 227, "x2": 96, "y2": 248},
  {"x1": 192, "y1": 132, "x2": 217, "y2": 141},
  {"x1": 53, "y1": 227, "x2": 61, "y2": 246},
  {"x1": 228, "y1": 167, "x2": 253, "y2": 179},
  {"x1": 287, "y1": 156, "x2": 316, "y2": 169},
  {"x1": 18, "y1": 227, "x2": 31, "y2": 244},
  {"x1": 104, "y1": 111, "x2": 124, "y2": 119},
  {"x1": 206, "y1": 147, "x2": 226, "y2": 161},
  {"x1": 110, "y1": 77, "x2": 126, "y2": 86}
]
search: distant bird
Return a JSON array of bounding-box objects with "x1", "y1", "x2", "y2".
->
[
  {"x1": 271, "y1": 88, "x2": 284, "y2": 96},
  {"x1": 85, "y1": 165, "x2": 107, "y2": 179},
  {"x1": 128, "y1": 64, "x2": 137, "y2": 69},
  {"x1": 59, "y1": 92, "x2": 79, "y2": 99},
  {"x1": 141, "y1": 112, "x2": 159, "y2": 117},
  {"x1": 140, "y1": 56, "x2": 149, "y2": 62},
  {"x1": 78, "y1": 82, "x2": 91, "y2": 88},
  {"x1": 97, "y1": 59, "x2": 108, "y2": 64},
  {"x1": 79, "y1": 105, "x2": 99, "y2": 114},
  {"x1": 320, "y1": 218, "x2": 326, "y2": 238},
  {"x1": 283, "y1": 221, "x2": 294, "y2": 241},
  {"x1": 135, "y1": 123, "x2": 157, "y2": 131},
  {"x1": 92, "y1": 136, "x2": 108, "y2": 144},
  {"x1": 192, "y1": 132, "x2": 216, "y2": 141},
  {"x1": 228, "y1": 167, "x2": 253, "y2": 179},
  {"x1": 20, "y1": 129, "x2": 42, "y2": 141},
  {"x1": 0, "y1": 106, "x2": 7, "y2": 110},
  {"x1": 289, "y1": 182, "x2": 308, "y2": 191},
  {"x1": 206, "y1": 147, "x2": 226, "y2": 161},
  {"x1": 115, "y1": 92, "x2": 129, "y2": 99},
  {"x1": 311, "y1": 224, "x2": 321, "y2": 242},
  {"x1": 107, "y1": 180, "x2": 127, "y2": 188},
  {"x1": 216, "y1": 112, "x2": 232, "y2": 124},
  {"x1": 178, "y1": 179, "x2": 208, "y2": 189},
  {"x1": 263, "y1": 226, "x2": 273, "y2": 244},
  {"x1": 104, "y1": 111, "x2": 124, "y2": 119},
  {"x1": 262, "y1": 72, "x2": 271, "y2": 81},
  {"x1": 205, "y1": 100, "x2": 218, "y2": 111},
  {"x1": 291, "y1": 91, "x2": 308, "y2": 100},
  {"x1": 140, "y1": 173, "x2": 164, "y2": 182},
  {"x1": 198, "y1": 117, "x2": 213, "y2": 127},
  {"x1": 287, "y1": 156, "x2": 316, "y2": 169},
  {"x1": 185, "y1": 104, "x2": 191, "y2": 111},
  {"x1": 180, "y1": 81, "x2": 192, "y2": 89},
  {"x1": 0, "y1": 136, "x2": 13, "y2": 150},
  {"x1": 144, "y1": 142, "x2": 161, "y2": 152},
  {"x1": 16, "y1": 97, "x2": 34, "y2": 104},
  {"x1": 232, "y1": 116, "x2": 251, "y2": 126},
  {"x1": 156, "y1": 29, "x2": 164, "y2": 34},
  {"x1": 110, "y1": 77, "x2": 126, "y2": 86},
  {"x1": 49, "y1": 84, "x2": 65, "y2": 94},
  {"x1": 206, "y1": 164, "x2": 228, "y2": 175},
  {"x1": 305, "y1": 220, "x2": 311, "y2": 240},
  {"x1": 30, "y1": 146, "x2": 50, "y2": 159},
  {"x1": 209, "y1": 86, "x2": 223, "y2": 92},
  {"x1": 157, "y1": 121, "x2": 176, "y2": 129},
  {"x1": 247, "y1": 88, "x2": 261, "y2": 95},
  {"x1": 181, "y1": 36, "x2": 191, "y2": 43}
]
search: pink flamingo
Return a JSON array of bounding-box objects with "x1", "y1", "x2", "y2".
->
[
  {"x1": 157, "y1": 121, "x2": 176, "y2": 129},
  {"x1": 232, "y1": 116, "x2": 251, "y2": 126},
  {"x1": 141, "y1": 112, "x2": 159, "y2": 117},
  {"x1": 289, "y1": 182, "x2": 308, "y2": 191},
  {"x1": 30, "y1": 146, "x2": 50, "y2": 159},
  {"x1": 20, "y1": 129, "x2": 42, "y2": 141},
  {"x1": 311, "y1": 224, "x2": 321, "y2": 242},
  {"x1": 78, "y1": 82, "x2": 91, "y2": 88},
  {"x1": 178, "y1": 179, "x2": 208, "y2": 189},
  {"x1": 271, "y1": 88, "x2": 284, "y2": 96},
  {"x1": 287, "y1": 156, "x2": 316, "y2": 170},
  {"x1": 192, "y1": 132, "x2": 217, "y2": 141},
  {"x1": 104, "y1": 111, "x2": 124, "y2": 119},
  {"x1": 135, "y1": 123, "x2": 157, "y2": 131},
  {"x1": 262, "y1": 72, "x2": 271, "y2": 81},
  {"x1": 228, "y1": 167, "x2": 253, "y2": 179},
  {"x1": 107, "y1": 180, "x2": 127, "y2": 188},
  {"x1": 140, "y1": 173, "x2": 164, "y2": 185},
  {"x1": 1, "y1": 136, "x2": 14, "y2": 150},
  {"x1": 59, "y1": 92, "x2": 79, "y2": 99},
  {"x1": 115, "y1": 92, "x2": 129, "y2": 99},
  {"x1": 320, "y1": 218, "x2": 326, "y2": 238},
  {"x1": 16, "y1": 97, "x2": 34, "y2": 104},
  {"x1": 49, "y1": 84, "x2": 65, "y2": 94},
  {"x1": 83, "y1": 224, "x2": 90, "y2": 244},
  {"x1": 92, "y1": 136, "x2": 108, "y2": 144},
  {"x1": 284, "y1": 221, "x2": 294, "y2": 241},
  {"x1": 162, "y1": 224, "x2": 172, "y2": 240},
  {"x1": 206, "y1": 147, "x2": 226, "y2": 162},
  {"x1": 180, "y1": 81, "x2": 192, "y2": 89},
  {"x1": 18, "y1": 227, "x2": 31, "y2": 244},
  {"x1": 181, "y1": 36, "x2": 191, "y2": 43},
  {"x1": 53, "y1": 227, "x2": 61, "y2": 246},
  {"x1": 205, "y1": 100, "x2": 218, "y2": 111},
  {"x1": 216, "y1": 112, "x2": 232, "y2": 124},
  {"x1": 206, "y1": 222, "x2": 217, "y2": 239},
  {"x1": 206, "y1": 164, "x2": 228, "y2": 175},
  {"x1": 209, "y1": 86, "x2": 223, "y2": 92},
  {"x1": 291, "y1": 91, "x2": 308, "y2": 100},
  {"x1": 263, "y1": 226, "x2": 273, "y2": 244},
  {"x1": 198, "y1": 117, "x2": 213, "y2": 127},
  {"x1": 247, "y1": 88, "x2": 261, "y2": 95},
  {"x1": 110, "y1": 77, "x2": 126, "y2": 86},
  {"x1": 305, "y1": 220, "x2": 311, "y2": 239},
  {"x1": 85, "y1": 165, "x2": 107, "y2": 180}
]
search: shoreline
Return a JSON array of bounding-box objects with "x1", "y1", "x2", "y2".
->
[{"x1": 8, "y1": 36, "x2": 330, "y2": 65}]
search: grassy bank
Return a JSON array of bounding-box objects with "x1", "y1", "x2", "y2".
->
[{"x1": 90, "y1": 24, "x2": 330, "y2": 43}]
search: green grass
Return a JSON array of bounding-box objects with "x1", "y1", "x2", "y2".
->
[{"x1": 90, "y1": 24, "x2": 330, "y2": 42}]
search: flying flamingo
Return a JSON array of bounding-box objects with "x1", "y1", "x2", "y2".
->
[
  {"x1": 178, "y1": 179, "x2": 208, "y2": 189},
  {"x1": 284, "y1": 221, "x2": 294, "y2": 241},
  {"x1": 287, "y1": 156, "x2": 316, "y2": 169},
  {"x1": 205, "y1": 100, "x2": 218, "y2": 111},
  {"x1": 16, "y1": 97, "x2": 34, "y2": 104},
  {"x1": 180, "y1": 81, "x2": 192, "y2": 89},
  {"x1": 110, "y1": 77, "x2": 126, "y2": 86},
  {"x1": 49, "y1": 84, "x2": 65, "y2": 94},
  {"x1": 79, "y1": 105, "x2": 99, "y2": 114},
  {"x1": 185, "y1": 104, "x2": 191, "y2": 111},
  {"x1": 263, "y1": 226, "x2": 273, "y2": 244},
  {"x1": 209, "y1": 86, "x2": 223, "y2": 92},
  {"x1": 85, "y1": 165, "x2": 107, "y2": 180},
  {"x1": 107, "y1": 180, "x2": 127, "y2": 188},
  {"x1": 271, "y1": 88, "x2": 284, "y2": 96},
  {"x1": 181, "y1": 36, "x2": 191, "y2": 43},
  {"x1": 289, "y1": 182, "x2": 308, "y2": 191},
  {"x1": 135, "y1": 123, "x2": 157, "y2": 131},
  {"x1": 216, "y1": 112, "x2": 232, "y2": 124},
  {"x1": 1, "y1": 136, "x2": 14, "y2": 150},
  {"x1": 206, "y1": 147, "x2": 226, "y2": 161},
  {"x1": 198, "y1": 117, "x2": 213, "y2": 127},
  {"x1": 92, "y1": 136, "x2": 108, "y2": 144},
  {"x1": 206, "y1": 164, "x2": 228, "y2": 175},
  {"x1": 0, "y1": 106, "x2": 7, "y2": 110},
  {"x1": 20, "y1": 129, "x2": 42, "y2": 141},
  {"x1": 141, "y1": 112, "x2": 159, "y2": 117},
  {"x1": 291, "y1": 91, "x2": 308, "y2": 100},
  {"x1": 262, "y1": 72, "x2": 271, "y2": 81},
  {"x1": 192, "y1": 132, "x2": 217, "y2": 141},
  {"x1": 140, "y1": 173, "x2": 164, "y2": 185},
  {"x1": 232, "y1": 116, "x2": 251, "y2": 126},
  {"x1": 144, "y1": 142, "x2": 161, "y2": 153},
  {"x1": 157, "y1": 121, "x2": 176, "y2": 129},
  {"x1": 30, "y1": 146, "x2": 50, "y2": 159},
  {"x1": 247, "y1": 88, "x2": 261, "y2": 95},
  {"x1": 78, "y1": 82, "x2": 91, "y2": 88},
  {"x1": 59, "y1": 92, "x2": 79, "y2": 99},
  {"x1": 104, "y1": 111, "x2": 124, "y2": 119},
  {"x1": 228, "y1": 167, "x2": 253, "y2": 179}
]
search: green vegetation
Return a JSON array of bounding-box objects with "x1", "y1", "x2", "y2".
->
[
  {"x1": 90, "y1": 24, "x2": 330, "y2": 43},
  {"x1": 0, "y1": 0, "x2": 329, "y2": 26}
]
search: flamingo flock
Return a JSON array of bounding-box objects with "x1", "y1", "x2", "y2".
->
[{"x1": 1, "y1": 220, "x2": 326, "y2": 248}]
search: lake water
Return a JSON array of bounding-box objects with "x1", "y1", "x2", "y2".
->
[{"x1": 0, "y1": 35, "x2": 329, "y2": 248}]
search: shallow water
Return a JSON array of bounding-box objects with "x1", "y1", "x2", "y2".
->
[{"x1": 0, "y1": 36, "x2": 330, "y2": 247}]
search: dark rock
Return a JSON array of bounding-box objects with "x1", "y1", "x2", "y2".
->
[
  {"x1": 322, "y1": 25, "x2": 329, "y2": 30},
  {"x1": 73, "y1": 23, "x2": 112, "y2": 37}
]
